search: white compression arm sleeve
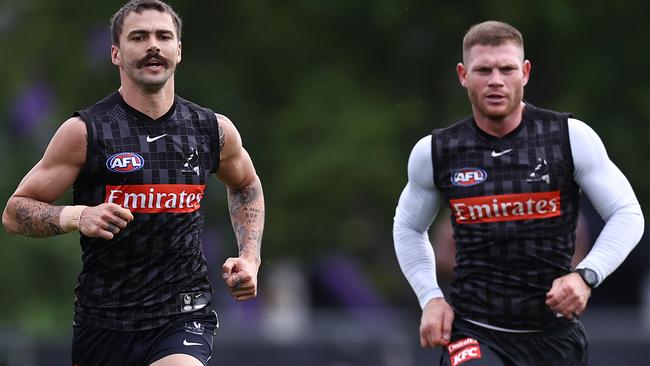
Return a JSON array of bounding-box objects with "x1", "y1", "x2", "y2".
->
[
  {"x1": 569, "y1": 118, "x2": 645, "y2": 286},
  {"x1": 393, "y1": 136, "x2": 444, "y2": 308},
  {"x1": 393, "y1": 120, "x2": 645, "y2": 306}
]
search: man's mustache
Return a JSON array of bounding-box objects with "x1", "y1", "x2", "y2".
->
[{"x1": 137, "y1": 54, "x2": 170, "y2": 68}]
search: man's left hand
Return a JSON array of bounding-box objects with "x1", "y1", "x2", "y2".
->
[{"x1": 222, "y1": 256, "x2": 260, "y2": 301}]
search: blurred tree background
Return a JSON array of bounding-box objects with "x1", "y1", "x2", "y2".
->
[{"x1": 0, "y1": 0, "x2": 648, "y2": 342}]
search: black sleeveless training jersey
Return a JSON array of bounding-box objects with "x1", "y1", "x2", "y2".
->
[
  {"x1": 431, "y1": 103, "x2": 580, "y2": 329},
  {"x1": 71, "y1": 91, "x2": 220, "y2": 330}
]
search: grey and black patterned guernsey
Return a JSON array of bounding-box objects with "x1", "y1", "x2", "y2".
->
[
  {"x1": 71, "y1": 91, "x2": 220, "y2": 330},
  {"x1": 431, "y1": 103, "x2": 581, "y2": 329}
]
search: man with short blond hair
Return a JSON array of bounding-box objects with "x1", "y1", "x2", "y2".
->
[{"x1": 393, "y1": 20, "x2": 643, "y2": 365}]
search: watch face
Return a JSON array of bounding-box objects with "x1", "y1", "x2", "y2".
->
[{"x1": 579, "y1": 268, "x2": 598, "y2": 287}]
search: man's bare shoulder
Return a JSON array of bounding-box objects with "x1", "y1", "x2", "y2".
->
[
  {"x1": 43, "y1": 117, "x2": 88, "y2": 165},
  {"x1": 215, "y1": 113, "x2": 235, "y2": 129},
  {"x1": 60, "y1": 116, "x2": 87, "y2": 133},
  {"x1": 214, "y1": 113, "x2": 242, "y2": 155}
]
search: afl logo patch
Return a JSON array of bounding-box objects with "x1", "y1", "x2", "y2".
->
[
  {"x1": 106, "y1": 152, "x2": 144, "y2": 173},
  {"x1": 451, "y1": 168, "x2": 487, "y2": 187}
]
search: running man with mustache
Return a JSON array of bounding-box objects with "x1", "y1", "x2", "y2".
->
[
  {"x1": 393, "y1": 21, "x2": 643, "y2": 365},
  {"x1": 2, "y1": 1, "x2": 264, "y2": 365}
]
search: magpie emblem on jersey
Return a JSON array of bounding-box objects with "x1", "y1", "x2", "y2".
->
[
  {"x1": 106, "y1": 152, "x2": 144, "y2": 173},
  {"x1": 451, "y1": 168, "x2": 487, "y2": 187},
  {"x1": 526, "y1": 158, "x2": 550, "y2": 184},
  {"x1": 181, "y1": 147, "x2": 200, "y2": 175}
]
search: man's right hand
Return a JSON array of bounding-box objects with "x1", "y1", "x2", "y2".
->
[
  {"x1": 79, "y1": 203, "x2": 133, "y2": 240},
  {"x1": 420, "y1": 297, "x2": 454, "y2": 348}
]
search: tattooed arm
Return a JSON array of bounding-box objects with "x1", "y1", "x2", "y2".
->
[
  {"x1": 3, "y1": 117, "x2": 132, "y2": 239},
  {"x1": 215, "y1": 114, "x2": 265, "y2": 301},
  {"x1": 227, "y1": 182, "x2": 264, "y2": 262},
  {"x1": 3, "y1": 118, "x2": 86, "y2": 237}
]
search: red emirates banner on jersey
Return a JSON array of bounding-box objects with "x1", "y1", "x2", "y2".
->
[
  {"x1": 449, "y1": 191, "x2": 561, "y2": 224},
  {"x1": 105, "y1": 184, "x2": 205, "y2": 213}
]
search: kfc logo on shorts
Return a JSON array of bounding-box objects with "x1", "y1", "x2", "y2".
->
[
  {"x1": 448, "y1": 338, "x2": 482, "y2": 366},
  {"x1": 106, "y1": 152, "x2": 144, "y2": 173},
  {"x1": 451, "y1": 168, "x2": 487, "y2": 187}
]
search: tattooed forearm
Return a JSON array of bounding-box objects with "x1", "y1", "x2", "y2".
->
[
  {"x1": 227, "y1": 179, "x2": 264, "y2": 260},
  {"x1": 11, "y1": 198, "x2": 65, "y2": 237}
]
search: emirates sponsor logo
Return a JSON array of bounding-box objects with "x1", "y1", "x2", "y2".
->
[
  {"x1": 105, "y1": 184, "x2": 205, "y2": 213},
  {"x1": 449, "y1": 191, "x2": 561, "y2": 224}
]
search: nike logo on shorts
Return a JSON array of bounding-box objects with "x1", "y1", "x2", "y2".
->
[
  {"x1": 183, "y1": 339, "x2": 203, "y2": 346},
  {"x1": 146, "y1": 134, "x2": 168, "y2": 142}
]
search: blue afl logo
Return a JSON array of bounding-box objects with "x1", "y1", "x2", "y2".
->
[
  {"x1": 106, "y1": 152, "x2": 145, "y2": 173},
  {"x1": 451, "y1": 168, "x2": 487, "y2": 187}
]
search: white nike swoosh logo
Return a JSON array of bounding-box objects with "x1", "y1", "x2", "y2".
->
[
  {"x1": 183, "y1": 339, "x2": 203, "y2": 346},
  {"x1": 491, "y1": 148, "x2": 513, "y2": 157},
  {"x1": 146, "y1": 134, "x2": 168, "y2": 142}
]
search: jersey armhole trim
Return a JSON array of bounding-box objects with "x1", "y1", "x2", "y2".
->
[
  {"x1": 206, "y1": 110, "x2": 220, "y2": 174},
  {"x1": 72, "y1": 111, "x2": 94, "y2": 188},
  {"x1": 562, "y1": 115, "x2": 576, "y2": 179}
]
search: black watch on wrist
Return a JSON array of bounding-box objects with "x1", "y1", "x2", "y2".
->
[{"x1": 575, "y1": 268, "x2": 598, "y2": 288}]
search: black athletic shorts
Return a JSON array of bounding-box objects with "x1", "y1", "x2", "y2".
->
[
  {"x1": 440, "y1": 318, "x2": 588, "y2": 366},
  {"x1": 71, "y1": 311, "x2": 218, "y2": 366}
]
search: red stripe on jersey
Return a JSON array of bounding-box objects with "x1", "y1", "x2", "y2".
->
[
  {"x1": 449, "y1": 191, "x2": 561, "y2": 224},
  {"x1": 105, "y1": 184, "x2": 205, "y2": 213}
]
